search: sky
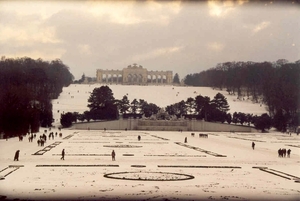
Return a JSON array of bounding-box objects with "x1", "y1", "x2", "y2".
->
[{"x1": 0, "y1": 1, "x2": 299, "y2": 80}]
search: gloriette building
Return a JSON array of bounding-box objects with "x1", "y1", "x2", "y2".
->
[{"x1": 96, "y1": 63, "x2": 173, "y2": 85}]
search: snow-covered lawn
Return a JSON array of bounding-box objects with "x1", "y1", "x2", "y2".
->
[
  {"x1": 51, "y1": 84, "x2": 267, "y2": 124},
  {"x1": 0, "y1": 84, "x2": 299, "y2": 201},
  {"x1": 0, "y1": 129, "x2": 299, "y2": 201}
]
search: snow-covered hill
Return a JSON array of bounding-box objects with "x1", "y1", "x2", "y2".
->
[{"x1": 52, "y1": 84, "x2": 267, "y2": 124}]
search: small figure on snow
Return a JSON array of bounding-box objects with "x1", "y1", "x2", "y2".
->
[
  {"x1": 61, "y1": 149, "x2": 65, "y2": 160},
  {"x1": 282, "y1": 148, "x2": 287, "y2": 157},
  {"x1": 184, "y1": 137, "x2": 187, "y2": 143},
  {"x1": 112, "y1": 150, "x2": 116, "y2": 161},
  {"x1": 138, "y1": 135, "x2": 141, "y2": 141},
  {"x1": 252, "y1": 142, "x2": 255, "y2": 150},
  {"x1": 14, "y1": 150, "x2": 20, "y2": 161},
  {"x1": 278, "y1": 148, "x2": 282, "y2": 157},
  {"x1": 287, "y1": 149, "x2": 291, "y2": 157}
]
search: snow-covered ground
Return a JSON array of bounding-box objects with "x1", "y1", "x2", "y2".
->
[
  {"x1": 0, "y1": 84, "x2": 299, "y2": 201},
  {"x1": 51, "y1": 84, "x2": 267, "y2": 124}
]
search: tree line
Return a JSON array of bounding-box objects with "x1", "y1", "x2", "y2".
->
[
  {"x1": 183, "y1": 59, "x2": 300, "y2": 131},
  {"x1": 60, "y1": 85, "x2": 161, "y2": 127},
  {"x1": 61, "y1": 86, "x2": 272, "y2": 132},
  {"x1": 0, "y1": 57, "x2": 74, "y2": 137}
]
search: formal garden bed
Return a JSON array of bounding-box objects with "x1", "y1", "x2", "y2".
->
[
  {"x1": 174, "y1": 142, "x2": 226, "y2": 157},
  {"x1": 157, "y1": 165, "x2": 241, "y2": 168},
  {"x1": 103, "y1": 145, "x2": 142, "y2": 148},
  {"x1": 36, "y1": 164, "x2": 119, "y2": 167},
  {"x1": 286, "y1": 144, "x2": 300, "y2": 148},
  {"x1": 144, "y1": 154, "x2": 206, "y2": 157},
  {"x1": 69, "y1": 141, "x2": 110, "y2": 143},
  {"x1": 103, "y1": 171, "x2": 194, "y2": 181},
  {"x1": 125, "y1": 139, "x2": 158, "y2": 141},
  {"x1": 32, "y1": 142, "x2": 62, "y2": 155},
  {"x1": 150, "y1": 135, "x2": 169, "y2": 141},
  {"x1": 63, "y1": 134, "x2": 74, "y2": 140},
  {"x1": 129, "y1": 142, "x2": 169, "y2": 144},
  {"x1": 123, "y1": 154, "x2": 134, "y2": 156},
  {"x1": 52, "y1": 154, "x2": 110, "y2": 156},
  {"x1": 131, "y1": 165, "x2": 146, "y2": 168},
  {"x1": 271, "y1": 141, "x2": 299, "y2": 143},
  {"x1": 227, "y1": 136, "x2": 265, "y2": 142},
  {"x1": 254, "y1": 167, "x2": 300, "y2": 181},
  {"x1": 0, "y1": 166, "x2": 23, "y2": 178}
]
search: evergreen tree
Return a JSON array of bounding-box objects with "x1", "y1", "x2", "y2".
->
[
  {"x1": 118, "y1": 95, "x2": 130, "y2": 115},
  {"x1": 139, "y1": 100, "x2": 160, "y2": 117},
  {"x1": 194, "y1": 95, "x2": 211, "y2": 120},
  {"x1": 185, "y1": 97, "x2": 195, "y2": 115},
  {"x1": 173, "y1": 73, "x2": 180, "y2": 84},
  {"x1": 130, "y1": 99, "x2": 139, "y2": 114},
  {"x1": 211, "y1": 93, "x2": 230, "y2": 112},
  {"x1": 87, "y1": 86, "x2": 118, "y2": 120},
  {"x1": 60, "y1": 112, "x2": 76, "y2": 128},
  {"x1": 237, "y1": 112, "x2": 247, "y2": 125},
  {"x1": 253, "y1": 113, "x2": 272, "y2": 132},
  {"x1": 232, "y1": 112, "x2": 238, "y2": 124},
  {"x1": 226, "y1": 113, "x2": 232, "y2": 124}
]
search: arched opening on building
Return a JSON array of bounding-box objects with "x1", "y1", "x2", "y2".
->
[
  {"x1": 157, "y1": 75, "x2": 162, "y2": 83},
  {"x1": 152, "y1": 75, "x2": 157, "y2": 83},
  {"x1": 147, "y1": 75, "x2": 152, "y2": 83},
  {"x1": 127, "y1": 74, "x2": 133, "y2": 83},
  {"x1": 138, "y1": 74, "x2": 143, "y2": 83},
  {"x1": 163, "y1": 75, "x2": 167, "y2": 83},
  {"x1": 112, "y1": 74, "x2": 118, "y2": 83},
  {"x1": 133, "y1": 74, "x2": 138, "y2": 83},
  {"x1": 102, "y1": 74, "x2": 107, "y2": 82},
  {"x1": 107, "y1": 74, "x2": 112, "y2": 82},
  {"x1": 117, "y1": 74, "x2": 123, "y2": 83}
]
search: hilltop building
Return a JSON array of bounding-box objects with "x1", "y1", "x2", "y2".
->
[{"x1": 96, "y1": 63, "x2": 173, "y2": 85}]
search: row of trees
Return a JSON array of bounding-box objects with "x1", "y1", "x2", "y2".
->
[
  {"x1": 183, "y1": 59, "x2": 300, "y2": 131},
  {"x1": 61, "y1": 87, "x2": 274, "y2": 132},
  {"x1": 0, "y1": 57, "x2": 74, "y2": 137},
  {"x1": 61, "y1": 86, "x2": 161, "y2": 127},
  {"x1": 165, "y1": 93, "x2": 229, "y2": 121}
]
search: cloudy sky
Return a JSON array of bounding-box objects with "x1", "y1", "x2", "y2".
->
[{"x1": 0, "y1": 1, "x2": 299, "y2": 80}]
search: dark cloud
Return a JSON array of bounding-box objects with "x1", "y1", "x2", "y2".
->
[{"x1": 0, "y1": 1, "x2": 299, "y2": 80}]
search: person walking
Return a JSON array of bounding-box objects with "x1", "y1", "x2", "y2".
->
[
  {"x1": 61, "y1": 149, "x2": 65, "y2": 160},
  {"x1": 14, "y1": 150, "x2": 20, "y2": 161},
  {"x1": 287, "y1": 149, "x2": 291, "y2": 157},
  {"x1": 111, "y1": 150, "x2": 116, "y2": 161},
  {"x1": 252, "y1": 142, "x2": 255, "y2": 150},
  {"x1": 278, "y1": 148, "x2": 282, "y2": 157}
]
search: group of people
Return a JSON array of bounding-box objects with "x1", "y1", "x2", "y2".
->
[
  {"x1": 28, "y1": 133, "x2": 36, "y2": 142},
  {"x1": 12, "y1": 127, "x2": 65, "y2": 161},
  {"x1": 37, "y1": 133, "x2": 47, "y2": 146},
  {"x1": 278, "y1": 148, "x2": 291, "y2": 157},
  {"x1": 14, "y1": 130, "x2": 295, "y2": 162},
  {"x1": 252, "y1": 143, "x2": 292, "y2": 158}
]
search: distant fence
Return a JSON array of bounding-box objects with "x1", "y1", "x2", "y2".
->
[{"x1": 72, "y1": 118, "x2": 256, "y2": 132}]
